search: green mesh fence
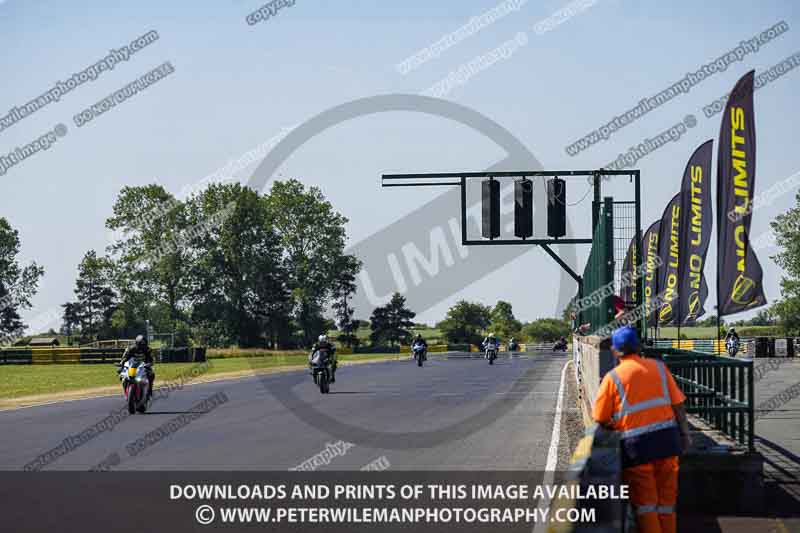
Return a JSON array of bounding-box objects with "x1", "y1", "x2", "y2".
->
[{"x1": 579, "y1": 197, "x2": 615, "y2": 334}]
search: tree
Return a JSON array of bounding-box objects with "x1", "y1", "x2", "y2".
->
[
  {"x1": 0, "y1": 218, "x2": 44, "y2": 344},
  {"x1": 70, "y1": 250, "x2": 117, "y2": 340},
  {"x1": 369, "y1": 292, "x2": 415, "y2": 346},
  {"x1": 522, "y1": 318, "x2": 571, "y2": 342},
  {"x1": 438, "y1": 300, "x2": 491, "y2": 345},
  {"x1": 265, "y1": 179, "x2": 353, "y2": 346},
  {"x1": 489, "y1": 301, "x2": 522, "y2": 340},
  {"x1": 771, "y1": 297, "x2": 800, "y2": 335},
  {"x1": 186, "y1": 183, "x2": 290, "y2": 347},
  {"x1": 770, "y1": 189, "x2": 800, "y2": 334},
  {"x1": 697, "y1": 315, "x2": 723, "y2": 328},
  {"x1": 106, "y1": 184, "x2": 190, "y2": 336},
  {"x1": 331, "y1": 255, "x2": 362, "y2": 348},
  {"x1": 106, "y1": 283, "x2": 150, "y2": 339},
  {"x1": 745, "y1": 309, "x2": 775, "y2": 326},
  {"x1": 60, "y1": 302, "x2": 82, "y2": 338}
]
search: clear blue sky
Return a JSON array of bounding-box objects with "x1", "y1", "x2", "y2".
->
[{"x1": 1, "y1": 0, "x2": 798, "y2": 329}]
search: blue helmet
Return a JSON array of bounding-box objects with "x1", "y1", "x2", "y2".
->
[{"x1": 611, "y1": 326, "x2": 639, "y2": 354}]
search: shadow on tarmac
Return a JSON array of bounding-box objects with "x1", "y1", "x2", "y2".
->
[{"x1": 758, "y1": 435, "x2": 800, "y2": 518}]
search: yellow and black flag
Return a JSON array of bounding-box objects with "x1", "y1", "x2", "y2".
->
[
  {"x1": 657, "y1": 193, "x2": 682, "y2": 326},
  {"x1": 717, "y1": 70, "x2": 767, "y2": 315},
  {"x1": 642, "y1": 220, "x2": 662, "y2": 327},
  {"x1": 678, "y1": 140, "x2": 713, "y2": 325}
]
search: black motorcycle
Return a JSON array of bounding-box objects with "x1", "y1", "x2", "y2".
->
[
  {"x1": 553, "y1": 340, "x2": 568, "y2": 352},
  {"x1": 412, "y1": 342, "x2": 427, "y2": 367},
  {"x1": 485, "y1": 342, "x2": 498, "y2": 365},
  {"x1": 726, "y1": 337, "x2": 740, "y2": 357},
  {"x1": 310, "y1": 349, "x2": 333, "y2": 394}
]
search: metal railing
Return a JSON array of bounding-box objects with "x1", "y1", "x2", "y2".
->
[{"x1": 645, "y1": 347, "x2": 754, "y2": 451}]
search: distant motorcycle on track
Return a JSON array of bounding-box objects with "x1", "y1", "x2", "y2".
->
[
  {"x1": 412, "y1": 342, "x2": 427, "y2": 367},
  {"x1": 553, "y1": 338, "x2": 568, "y2": 352},
  {"x1": 726, "y1": 337, "x2": 740, "y2": 357},
  {"x1": 485, "y1": 342, "x2": 498, "y2": 365}
]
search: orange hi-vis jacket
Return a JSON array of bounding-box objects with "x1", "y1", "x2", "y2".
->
[{"x1": 593, "y1": 354, "x2": 686, "y2": 468}]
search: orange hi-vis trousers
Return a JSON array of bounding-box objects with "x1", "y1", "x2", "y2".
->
[{"x1": 623, "y1": 456, "x2": 679, "y2": 533}]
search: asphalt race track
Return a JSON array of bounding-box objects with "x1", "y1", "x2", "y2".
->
[{"x1": 0, "y1": 352, "x2": 571, "y2": 471}]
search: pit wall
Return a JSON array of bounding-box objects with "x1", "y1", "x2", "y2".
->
[{"x1": 573, "y1": 336, "x2": 614, "y2": 427}]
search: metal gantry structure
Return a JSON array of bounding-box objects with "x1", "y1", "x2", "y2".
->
[{"x1": 381, "y1": 169, "x2": 644, "y2": 334}]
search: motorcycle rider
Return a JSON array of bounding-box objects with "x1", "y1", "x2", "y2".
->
[
  {"x1": 508, "y1": 337, "x2": 518, "y2": 351},
  {"x1": 310, "y1": 334, "x2": 337, "y2": 383},
  {"x1": 118, "y1": 334, "x2": 155, "y2": 398},
  {"x1": 412, "y1": 333, "x2": 428, "y2": 349},
  {"x1": 483, "y1": 332, "x2": 499, "y2": 346},
  {"x1": 554, "y1": 336, "x2": 568, "y2": 350}
]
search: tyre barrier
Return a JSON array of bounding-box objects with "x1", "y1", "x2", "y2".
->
[{"x1": 159, "y1": 347, "x2": 207, "y2": 363}]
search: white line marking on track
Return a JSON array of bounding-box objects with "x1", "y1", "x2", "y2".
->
[{"x1": 533, "y1": 358, "x2": 572, "y2": 533}]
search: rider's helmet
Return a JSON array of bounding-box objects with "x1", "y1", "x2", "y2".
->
[
  {"x1": 318, "y1": 334, "x2": 328, "y2": 343},
  {"x1": 728, "y1": 327, "x2": 736, "y2": 333},
  {"x1": 489, "y1": 333, "x2": 495, "y2": 338},
  {"x1": 135, "y1": 334, "x2": 148, "y2": 349},
  {"x1": 415, "y1": 333, "x2": 422, "y2": 339}
]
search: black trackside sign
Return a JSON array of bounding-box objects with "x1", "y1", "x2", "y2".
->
[
  {"x1": 642, "y1": 220, "x2": 661, "y2": 327},
  {"x1": 657, "y1": 193, "x2": 681, "y2": 326},
  {"x1": 717, "y1": 70, "x2": 767, "y2": 315},
  {"x1": 678, "y1": 140, "x2": 713, "y2": 325}
]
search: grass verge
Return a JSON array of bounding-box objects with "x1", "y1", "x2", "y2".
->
[{"x1": 0, "y1": 353, "x2": 405, "y2": 401}]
